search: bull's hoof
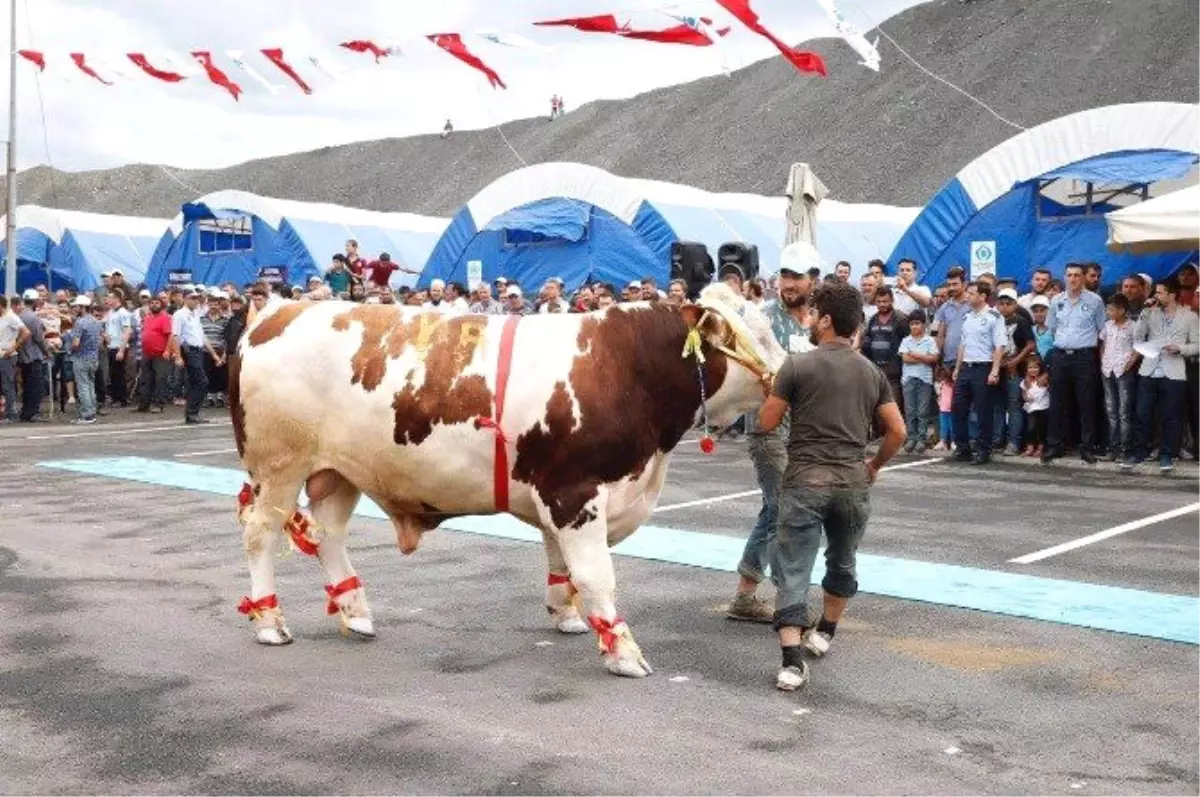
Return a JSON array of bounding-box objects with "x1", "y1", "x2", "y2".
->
[
  {"x1": 556, "y1": 616, "x2": 589, "y2": 635},
  {"x1": 344, "y1": 616, "x2": 376, "y2": 639},
  {"x1": 255, "y1": 625, "x2": 294, "y2": 646},
  {"x1": 604, "y1": 655, "x2": 654, "y2": 678}
]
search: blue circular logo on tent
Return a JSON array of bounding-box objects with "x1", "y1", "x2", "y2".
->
[{"x1": 974, "y1": 244, "x2": 992, "y2": 259}]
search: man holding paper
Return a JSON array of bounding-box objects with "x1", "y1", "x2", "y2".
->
[{"x1": 1123, "y1": 277, "x2": 1199, "y2": 473}]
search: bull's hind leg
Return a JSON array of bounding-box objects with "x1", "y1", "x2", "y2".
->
[
  {"x1": 541, "y1": 533, "x2": 588, "y2": 634},
  {"x1": 307, "y1": 470, "x2": 375, "y2": 640},
  {"x1": 540, "y1": 488, "x2": 653, "y2": 678},
  {"x1": 240, "y1": 476, "x2": 305, "y2": 645}
]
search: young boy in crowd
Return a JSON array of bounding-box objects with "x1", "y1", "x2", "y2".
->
[
  {"x1": 898, "y1": 311, "x2": 939, "y2": 453},
  {"x1": 1099, "y1": 294, "x2": 1139, "y2": 460},
  {"x1": 1022, "y1": 358, "x2": 1050, "y2": 457}
]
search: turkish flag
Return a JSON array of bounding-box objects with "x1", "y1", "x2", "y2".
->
[
  {"x1": 192, "y1": 51, "x2": 242, "y2": 101},
  {"x1": 17, "y1": 50, "x2": 44, "y2": 70},
  {"x1": 260, "y1": 48, "x2": 313, "y2": 94},
  {"x1": 620, "y1": 24, "x2": 719, "y2": 46},
  {"x1": 715, "y1": 0, "x2": 826, "y2": 75},
  {"x1": 427, "y1": 34, "x2": 506, "y2": 89},
  {"x1": 534, "y1": 14, "x2": 623, "y2": 33},
  {"x1": 340, "y1": 40, "x2": 389, "y2": 62},
  {"x1": 128, "y1": 53, "x2": 186, "y2": 82},
  {"x1": 73, "y1": 53, "x2": 114, "y2": 85}
]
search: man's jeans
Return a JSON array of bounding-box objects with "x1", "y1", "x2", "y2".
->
[
  {"x1": 1132, "y1": 376, "x2": 1185, "y2": 460},
  {"x1": 0, "y1": 356, "x2": 17, "y2": 420},
  {"x1": 1102, "y1": 371, "x2": 1137, "y2": 457},
  {"x1": 182, "y1": 346, "x2": 209, "y2": 419},
  {"x1": 992, "y1": 374, "x2": 1024, "y2": 449},
  {"x1": 72, "y1": 357, "x2": 99, "y2": 420},
  {"x1": 737, "y1": 426, "x2": 787, "y2": 584},
  {"x1": 771, "y1": 484, "x2": 870, "y2": 630},
  {"x1": 952, "y1": 364, "x2": 1000, "y2": 455},
  {"x1": 901, "y1": 378, "x2": 933, "y2": 445}
]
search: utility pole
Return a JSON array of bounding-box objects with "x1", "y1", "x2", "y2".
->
[{"x1": 4, "y1": 0, "x2": 16, "y2": 299}]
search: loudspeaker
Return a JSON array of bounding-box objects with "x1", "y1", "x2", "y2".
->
[
  {"x1": 670, "y1": 240, "x2": 714, "y2": 298},
  {"x1": 717, "y1": 242, "x2": 760, "y2": 283}
]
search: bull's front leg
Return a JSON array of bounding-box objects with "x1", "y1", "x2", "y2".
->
[
  {"x1": 237, "y1": 477, "x2": 304, "y2": 645},
  {"x1": 541, "y1": 533, "x2": 587, "y2": 634},
  {"x1": 539, "y1": 487, "x2": 653, "y2": 678}
]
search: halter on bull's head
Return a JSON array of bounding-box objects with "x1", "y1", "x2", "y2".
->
[{"x1": 679, "y1": 282, "x2": 788, "y2": 427}]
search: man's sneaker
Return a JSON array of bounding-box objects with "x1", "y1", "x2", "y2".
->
[
  {"x1": 70, "y1": 417, "x2": 97, "y2": 425},
  {"x1": 1120, "y1": 456, "x2": 1143, "y2": 471},
  {"x1": 1002, "y1": 443, "x2": 1020, "y2": 457},
  {"x1": 803, "y1": 629, "x2": 832, "y2": 657},
  {"x1": 776, "y1": 661, "x2": 810, "y2": 692},
  {"x1": 914, "y1": 441, "x2": 928, "y2": 454},
  {"x1": 1159, "y1": 455, "x2": 1174, "y2": 473},
  {"x1": 726, "y1": 593, "x2": 774, "y2": 624},
  {"x1": 902, "y1": 439, "x2": 917, "y2": 454},
  {"x1": 953, "y1": 448, "x2": 973, "y2": 463}
]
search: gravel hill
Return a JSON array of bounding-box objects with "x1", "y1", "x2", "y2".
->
[{"x1": 4, "y1": 0, "x2": 1197, "y2": 218}]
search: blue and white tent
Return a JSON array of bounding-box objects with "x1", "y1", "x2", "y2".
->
[
  {"x1": 887, "y1": 102, "x2": 1200, "y2": 290},
  {"x1": 419, "y1": 162, "x2": 918, "y2": 292},
  {"x1": 0, "y1": 205, "x2": 168, "y2": 293},
  {"x1": 144, "y1": 190, "x2": 450, "y2": 292}
]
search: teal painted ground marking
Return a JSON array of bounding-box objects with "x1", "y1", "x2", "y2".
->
[{"x1": 38, "y1": 456, "x2": 1200, "y2": 645}]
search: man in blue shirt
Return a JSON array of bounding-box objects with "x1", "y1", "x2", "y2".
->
[
  {"x1": 67, "y1": 295, "x2": 103, "y2": 424},
  {"x1": 1043, "y1": 263, "x2": 1106, "y2": 463},
  {"x1": 935, "y1": 266, "x2": 970, "y2": 369},
  {"x1": 169, "y1": 288, "x2": 214, "y2": 424},
  {"x1": 951, "y1": 281, "x2": 1007, "y2": 464}
]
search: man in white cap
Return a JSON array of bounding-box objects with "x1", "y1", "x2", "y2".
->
[
  {"x1": 503, "y1": 285, "x2": 529, "y2": 316},
  {"x1": 66, "y1": 295, "x2": 103, "y2": 424},
  {"x1": 424, "y1": 279, "x2": 449, "y2": 311},
  {"x1": 168, "y1": 287, "x2": 214, "y2": 424},
  {"x1": 727, "y1": 241, "x2": 819, "y2": 623}
]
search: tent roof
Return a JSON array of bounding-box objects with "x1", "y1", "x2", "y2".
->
[
  {"x1": 1106, "y1": 183, "x2": 1200, "y2": 254},
  {"x1": 953, "y1": 102, "x2": 1199, "y2": 211},
  {"x1": 0, "y1": 204, "x2": 169, "y2": 244},
  {"x1": 166, "y1": 189, "x2": 450, "y2": 236}
]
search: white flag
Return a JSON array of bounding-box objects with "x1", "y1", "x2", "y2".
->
[
  {"x1": 814, "y1": 0, "x2": 881, "y2": 71},
  {"x1": 475, "y1": 30, "x2": 558, "y2": 54},
  {"x1": 226, "y1": 49, "x2": 283, "y2": 94}
]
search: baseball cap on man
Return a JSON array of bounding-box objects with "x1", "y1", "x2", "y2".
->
[
  {"x1": 22, "y1": 289, "x2": 38, "y2": 301},
  {"x1": 72, "y1": 295, "x2": 92, "y2": 307},
  {"x1": 779, "y1": 241, "x2": 824, "y2": 276},
  {"x1": 1031, "y1": 296, "x2": 1050, "y2": 308},
  {"x1": 505, "y1": 285, "x2": 522, "y2": 298},
  {"x1": 997, "y1": 288, "x2": 1018, "y2": 301}
]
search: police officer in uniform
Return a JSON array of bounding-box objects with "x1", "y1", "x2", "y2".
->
[
  {"x1": 726, "y1": 242, "x2": 819, "y2": 622},
  {"x1": 951, "y1": 280, "x2": 1007, "y2": 464},
  {"x1": 1043, "y1": 263, "x2": 1106, "y2": 463}
]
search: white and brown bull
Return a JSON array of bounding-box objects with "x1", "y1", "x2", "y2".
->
[{"x1": 229, "y1": 283, "x2": 785, "y2": 677}]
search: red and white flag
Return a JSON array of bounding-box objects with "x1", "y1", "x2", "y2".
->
[
  {"x1": 128, "y1": 53, "x2": 186, "y2": 82},
  {"x1": 192, "y1": 51, "x2": 242, "y2": 100},
  {"x1": 340, "y1": 40, "x2": 390, "y2": 61},
  {"x1": 17, "y1": 49, "x2": 44, "y2": 70},
  {"x1": 226, "y1": 50, "x2": 283, "y2": 94},
  {"x1": 260, "y1": 47, "x2": 313, "y2": 94},
  {"x1": 427, "y1": 33, "x2": 506, "y2": 89},
  {"x1": 74, "y1": 53, "x2": 115, "y2": 85},
  {"x1": 714, "y1": 0, "x2": 826, "y2": 75},
  {"x1": 534, "y1": 14, "x2": 624, "y2": 34}
]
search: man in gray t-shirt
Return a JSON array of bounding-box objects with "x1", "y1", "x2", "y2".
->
[{"x1": 757, "y1": 281, "x2": 906, "y2": 693}]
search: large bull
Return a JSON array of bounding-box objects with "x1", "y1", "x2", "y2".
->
[{"x1": 230, "y1": 283, "x2": 786, "y2": 677}]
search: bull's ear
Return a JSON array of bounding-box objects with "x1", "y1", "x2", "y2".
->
[{"x1": 680, "y1": 303, "x2": 704, "y2": 329}]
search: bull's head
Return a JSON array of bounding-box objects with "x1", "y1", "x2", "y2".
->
[{"x1": 679, "y1": 283, "x2": 788, "y2": 427}]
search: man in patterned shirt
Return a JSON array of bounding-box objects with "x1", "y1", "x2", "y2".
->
[{"x1": 727, "y1": 242, "x2": 820, "y2": 623}]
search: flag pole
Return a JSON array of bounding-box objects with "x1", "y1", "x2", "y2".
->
[{"x1": 4, "y1": 0, "x2": 17, "y2": 299}]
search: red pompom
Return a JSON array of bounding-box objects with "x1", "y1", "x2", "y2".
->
[{"x1": 699, "y1": 436, "x2": 715, "y2": 454}]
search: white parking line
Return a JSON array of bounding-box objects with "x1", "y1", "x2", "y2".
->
[
  {"x1": 24, "y1": 421, "x2": 231, "y2": 440},
  {"x1": 1010, "y1": 502, "x2": 1200, "y2": 564},
  {"x1": 653, "y1": 458, "x2": 942, "y2": 513},
  {"x1": 175, "y1": 448, "x2": 239, "y2": 458}
]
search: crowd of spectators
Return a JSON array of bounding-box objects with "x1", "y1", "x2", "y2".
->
[{"x1": 2, "y1": 234, "x2": 1196, "y2": 473}]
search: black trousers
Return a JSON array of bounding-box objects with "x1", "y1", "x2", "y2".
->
[
  {"x1": 107, "y1": 349, "x2": 128, "y2": 405},
  {"x1": 137, "y1": 356, "x2": 172, "y2": 409},
  {"x1": 1047, "y1": 348, "x2": 1098, "y2": 455},
  {"x1": 18, "y1": 360, "x2": 47, "y2": 421},
  {"x1": 182, "y1": 346, "x2": 209, "y2": 419},
  {"x1": 1185, "y1": 359, "x2": 1199, "y2": 455},
  {"x1": 952, "y1": 363, "x2": 1001, "y2": 455}
]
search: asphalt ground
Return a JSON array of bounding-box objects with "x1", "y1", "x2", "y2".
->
[{"x1": 1, "y1": 409, "x2": 1198, "y2": 795}]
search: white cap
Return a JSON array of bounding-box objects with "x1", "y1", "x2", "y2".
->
[
  {"x1": 1138, "y1": 272, "x2": 1153, "y2": 287},
  {"x1": 1031, "y1": 295, "x2": 1050, "y2": 308},
  {"x1": 308, "y1": 275, "x2": 322, "y2": 283},
  {"x1": 627, "y1": 280, "x2": 641, "y2": 289},
  {"x1": 545, "y1": 276, "x2": 564, "y2": 286},
  {"x1": 21, "y1": 289, "x2": 38, "y2": 301},
  {"x1": 111, "y1": 268, "x2": 123, "y2": 276},
  {"x1": 505, "y1": 285, "x2": 522, "y2": 298},
  {"x1": 779, "y1": 241, "x2": 824, "y2": 276},
  {"x1": 139, "y1": 289, "x2": 151, "y2": 298},
  {"x1": 100, "y1": 270, "x2": 113, "y2": 277},
  {"x1": 430, "y1": 279, "x2": 446, "y2": 290},
  {"x1": 72, "y1": 295, "x2": 92, "y2": 307},
  {"x1": 211, "y1": 289, "x2": 229, "y2": 300},
  {"x1": 494, "y1": 276, "x2": 508, "y2": 284},
  {"x1": 997, "y1": 288, "x2": 1018, "y2": 301}
]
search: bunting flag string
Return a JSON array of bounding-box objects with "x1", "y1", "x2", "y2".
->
[
  {"x1": 192, "y1": 51, "x2": 242, "y2": 100},
  {"x1": 12, "y1": 9, "x2": 830, "y2": 101},
  {"x1": 128, "y1": 53, "x2": 186, "y2": 82},
  {"x1": 714, "y1": 0, "x2": 826, "y2": 76},
  {"x1": 260, "y1": 48, "x2": 313, "y2": 94},
  {"x1": 427, "y1": 33, "x2": 506, "y2": 89}
]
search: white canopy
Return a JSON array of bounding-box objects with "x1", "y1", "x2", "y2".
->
[{"x1": 1106, "y1": 185, "x2": 1200, "y2": 254}]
